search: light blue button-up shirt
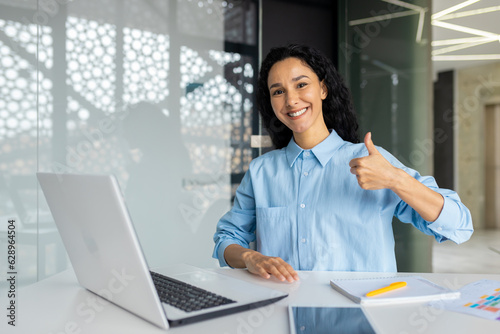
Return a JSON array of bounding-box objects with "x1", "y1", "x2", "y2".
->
[{"x1": 213, "y1": 130, "x2": 473, "y2": 272}]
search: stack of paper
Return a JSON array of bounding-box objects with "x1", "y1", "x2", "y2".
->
[{"x1": 428, "y1": 279, "x2": 500, "y2": 322}]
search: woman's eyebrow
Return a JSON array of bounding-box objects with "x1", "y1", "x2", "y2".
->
[
  {"x1": 269, "y1": 75, "x2": 310, "y2": 90},
  {"x1": 292, "y1": 75, "x2": 309, "y2": 82}
]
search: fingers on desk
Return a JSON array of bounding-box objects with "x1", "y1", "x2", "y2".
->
[{"x1": 254, "y1": 257, "x2": 299, "y2": 283}]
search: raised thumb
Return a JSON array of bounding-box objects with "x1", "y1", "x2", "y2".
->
[{"x1": 364, "y1": 132, "x2": 379, "y2": 155}]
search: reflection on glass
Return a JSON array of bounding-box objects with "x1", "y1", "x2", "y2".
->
[
  {"x1": 176, "y1": 0, "x2": 257, "y2": 45},
  {"x1": 342, "y1": 0, "x2": 430, "y2": 168},
  {"x1": 341, "y1": 0, "x2": 432, "y2": 273},
  {"x1": 0, "y1": 14, "x2": 55, "y2": 285},
  {"x1": 291, "y1": 307, "x2": 376, "y2": 334},
  {"x1": 0, "y1": 19, "x2": 52, "y2": 141},
  {"x1": 121, "y1": 102, "x2": 193, "y2": 267},
  {"x1": 0, "y1": 0, "x2": 258, "y2": 283},
  {"x1": 66, "y1": 16, "x2": 116, "y2": 113},
  {"x1": 123, "y1": 28, "x2": 170, "y2": 105}
]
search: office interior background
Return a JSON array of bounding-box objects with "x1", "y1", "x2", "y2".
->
[{"x1": 0, "y1": 0, "x2": 499, "y2": 290}]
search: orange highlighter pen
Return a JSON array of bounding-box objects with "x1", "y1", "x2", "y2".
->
[{"x1": 366, "y1": 281, "x2": 407, "y2": 297}]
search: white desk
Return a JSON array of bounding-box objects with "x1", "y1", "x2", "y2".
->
[{"x1": 3, "y1": 268, "x2": 500, "y2": 333}]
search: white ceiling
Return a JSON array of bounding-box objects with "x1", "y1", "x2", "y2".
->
[{"x1": 432, "y1": 0, "x2": 500, "y2": 73}]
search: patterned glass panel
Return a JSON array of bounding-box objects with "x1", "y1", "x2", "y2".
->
[{"x1": 0, "y1": 0, "x2": 258, "y2": 285}]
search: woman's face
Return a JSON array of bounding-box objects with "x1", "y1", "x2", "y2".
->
[{"x1": 267, "y1": 57, "x2": 327, "y2": 136}]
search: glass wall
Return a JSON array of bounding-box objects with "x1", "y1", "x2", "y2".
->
[
  {"x1": 339, "y1": 0, "x2": 433, "y2": 272},
  {"x1": 0, "y1": 0, "x2": 258, "y2": 288}
]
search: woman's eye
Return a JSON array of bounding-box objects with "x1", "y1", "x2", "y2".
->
[
  {"x1": 272, "y1": 89, "x2": 284, "y2": 96},
  {"x1": 297, "y1": 82, "x2": 307, "y2": 88}
]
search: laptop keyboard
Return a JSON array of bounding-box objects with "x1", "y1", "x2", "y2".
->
[{"x1": 150, "y1": 271, "x2": 236, "y2": 312}]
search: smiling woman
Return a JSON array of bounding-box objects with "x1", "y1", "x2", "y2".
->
[
  {"x1": 212, "y1": 44, "x2": 473, "y2": 282},
  {"x1": 257, "y1": 44, "x2": 359, "y2": 149},
  {"x1": 267, "y1": 58, "x2": 329, "y2": 149}
]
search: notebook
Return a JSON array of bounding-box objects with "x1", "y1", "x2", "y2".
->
[
  {"x1": 330, "y1": 276, "x2": 460, "y2": 305},
  {"x1": 37, "y1": 172, "x2": 288, "y2": 330}
]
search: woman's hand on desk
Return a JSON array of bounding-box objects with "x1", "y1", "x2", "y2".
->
[
  {"x1": 224, "y1": 244, "x2": 299, "y2": 283},
  {"x1": 244, "y1": 252, "x2": 299, "y2": 283}
]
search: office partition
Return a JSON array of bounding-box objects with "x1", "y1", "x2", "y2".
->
[
  {"x1": 338, "y1": 0, "x2": 433, "y2": 272},
  {"x1": 0, "y1": 0, "x2": 259, "y2": 286}
]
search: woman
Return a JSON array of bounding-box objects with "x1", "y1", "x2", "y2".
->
[{"x1": 212, "y1": 44, "x2": 473, "y2": 282}]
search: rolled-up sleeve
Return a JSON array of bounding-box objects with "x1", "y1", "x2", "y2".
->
[
  {"x1": 392, "y1": 164, "x2": 473, "y2": 244},
  {"x1": 212, "y1": 170, "x2": 257, "y2": 267},
  {"x1": 426, "y1": 194, "x2": 473, "y2": 243}
]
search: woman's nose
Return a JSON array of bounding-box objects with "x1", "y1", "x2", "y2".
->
[{"x1": 286, "y1": 90, "x2": 299, "y2": 107}]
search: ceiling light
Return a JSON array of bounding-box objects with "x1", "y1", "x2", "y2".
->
[
  {"x1": 432, "y1": 36, "x2": 499, "y2": 47},
  {"x1": 438, "y1": 5, "x2": 500, "y2": 20},
  {"x1": 416, "y1": 10, "x2": 425, "y2": 42},
  {"x1": 432, "y1": 40, "x2": 497, "y2": 56},
  {"x1": 376, "y1": 0, "x2": 428, "y2": 42},
  {"x1": 433, "y1": 55, "x2": 500, "y2": 61},
  {"x1": 432, "y1": 20, "x2": 499, "y2": 38},
  {"x1": 432, "y1": 0, "x2": 480, "y2": 20},
  {"x1": 349, "y1": 10, "x2": 416, "y2": 26},
  {"x1": 382, "y1": 0, "x2": 425, "y2": 13}
]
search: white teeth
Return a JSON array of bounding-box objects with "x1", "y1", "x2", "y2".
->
[{"x1": 288, "y1": 107, "x2": 307, "y2": 117}]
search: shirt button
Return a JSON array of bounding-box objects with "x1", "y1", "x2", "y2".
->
[
  {"x1": 303, "y1": 172, "x2": 308, "y2": 176},
  {"x1": 301, "y1": 238, "x2": 306, "y2": 243},
  {"x1": 304, "y1": 151, "x2": 310, "y2": 157},
  {"x1": 300, "y1": 203, "x2": 305, "y2": 208},
  {"x1": 437, "y1": 227, "x2": 443, "y2": 231}
]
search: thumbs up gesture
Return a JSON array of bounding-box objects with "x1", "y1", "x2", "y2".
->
[{"x1": 349, "y1": 132, "x2": 399, "y2": 190}]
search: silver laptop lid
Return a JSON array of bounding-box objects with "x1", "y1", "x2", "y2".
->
[{"x1": 37, "y1": 172, "x2": 169, "y2": 329}]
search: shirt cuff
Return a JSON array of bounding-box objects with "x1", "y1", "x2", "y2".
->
[
  {"x1": 426, "y1": 196, "x2": 458, "y2": 242},
  {"x1": 216, "y1": 239, "x2": 247, "y2": 268}
]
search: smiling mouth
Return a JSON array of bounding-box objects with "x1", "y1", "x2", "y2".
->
[{"x1": 287, "y1": 107, "x2": 307, "y2": 117}]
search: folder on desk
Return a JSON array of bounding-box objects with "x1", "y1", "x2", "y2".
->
[{"x1": 330, "y1": 276, "x2": 460, "y2": 305}]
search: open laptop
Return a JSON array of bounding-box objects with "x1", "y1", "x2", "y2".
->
[{"x1": 37, "y1": 172, "x2": 288, "y2": 330}]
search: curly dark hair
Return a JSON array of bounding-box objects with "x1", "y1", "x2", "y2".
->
[{"x1": 257, "y1": 44, "x2": 359, "y2": 148}]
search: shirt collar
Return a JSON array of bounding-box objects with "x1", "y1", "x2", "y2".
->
[{"x1": 285, "y1": 129, "x2": 346, "y2": 167}]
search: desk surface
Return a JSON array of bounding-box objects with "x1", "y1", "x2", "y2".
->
[{"x1": 3, "y1": 268, "x2": 500, "y2": 334}]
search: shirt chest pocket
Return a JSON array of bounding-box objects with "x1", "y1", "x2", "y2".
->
[
  {"x1": 255, "y1": 207, "x2": 293, "y2": 254},
  {"x1": 256, "y1": 206, "x2": 289, "y2": 220}
]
